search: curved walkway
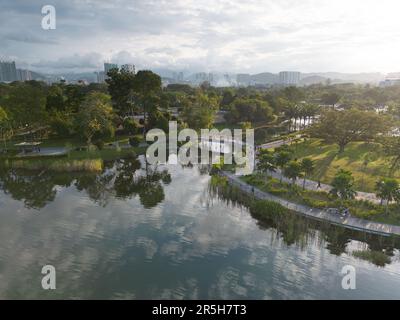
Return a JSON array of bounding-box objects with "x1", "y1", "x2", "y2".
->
[
  {"x1": 222, "y1": 171, "x2": 400, "y2": 237},
  {"x1": 258, "y1": 138, "x2": 380, "y2": 204}
]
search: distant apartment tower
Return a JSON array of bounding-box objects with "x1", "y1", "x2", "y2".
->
[
  {"x1": 0, "y1": 61, "x2": 18, "y2": 82},
  {"x1": 121, "y1": 64, "x2": 135, "y2": 74},
  {"x1": 194, "y1": 72, "x2": 213, "y2": 85},
  {"x1": 94, "y1": 71, "x2": 106, "y2": 83},
  {"x1": 16, "y1": 69, "x2": 32, "y2": 81},
  {"x1": 172, "y1": 71, "x2": 184, "y2": 82},
  {"x1": 104, "y1": 63, "x2": 119, "y2": 79},
  {"x1": 279, "y1": 71, "x2": 301, "y2": 86},
  {"x1": 236, "y1": 73, "x2": 251, "y2": 86}
]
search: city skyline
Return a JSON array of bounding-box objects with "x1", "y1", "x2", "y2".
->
[{"x1": 2, "y1": 0, "x2": 400, "y2": 75}]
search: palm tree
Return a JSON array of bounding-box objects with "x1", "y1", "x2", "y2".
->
[
  {"x1": 283, "y1": 160, "x2": 302, "y2": 186},
  {"x1": 300, "y1": 158, "x2": 315, "y2": 189},
  {"x1": 257, "y1": 150, "x2": 276, "y2": 180},
  {"x1": 275, "y1": 151, "x2": 291, "y2": 182},
  {"x1": 303, "y1": 103, "x2": 319, "y2": 128},
  {"x1": 375, "y1": 178, "x2": 400, "y2": 213},
  {"x1": 284, "y1": 103, "x2": 299, "y2": 132},
  {"x1": 330, "y1": 169, "x2": 356, "y2": 201}
]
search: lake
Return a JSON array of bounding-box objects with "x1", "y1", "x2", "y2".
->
[{"x1": 0, "y1": 157, "x2": 400, "y2": 299}]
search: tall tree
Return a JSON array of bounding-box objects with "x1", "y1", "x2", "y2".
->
[
  {"x1": 309, "y1": 109, "x2": 389, "y2": 153},
  {"x1": 257, "y1": 150, "x2": 276, "y2": 180},
  {"x1": 375, "y1": 178, "x2": 400, "y2": 213},
  {"x1": 321, "y1": 92, "x2": 340, "y2": 108},
  {"x1": 181, "y1": 91, "x2": 219, "y2": 129},
  {"x1": 275, "y1": 151, "x2": 292, "y2": 183},
  {"x1": 300, "y1": 158, "x2": 315, "y2": 189},
  {"x1": 0, "y1": 107, "x2": 12, "y2": 148},
  {"x1": 381, "y1": 136, "x2": 400, "y2": 176},
  {"x1": 132, "y1": 70, "x2": 162, "y2": 137},
  {"x1": 105, "y1": 68, "x2": 136, "y2": 116},
  {"x1": 283, "y1": 160, "x2": 302, "y2": 185},
  {"x1": 76, "y1": 92, "x2": 115, "y2": 145}
]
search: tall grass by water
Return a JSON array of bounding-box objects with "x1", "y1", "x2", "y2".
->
[{"x1": 5, "y1": 158, "x2": 103, "y2": 172}]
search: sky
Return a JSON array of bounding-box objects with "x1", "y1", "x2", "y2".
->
[{"x1": 1, "y1": 0, "x2": 400, "y2": 74}]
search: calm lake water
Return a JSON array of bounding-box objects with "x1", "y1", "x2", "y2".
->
[{"x1": 0, "y1": 157, "x2": 400, "y2": 299}]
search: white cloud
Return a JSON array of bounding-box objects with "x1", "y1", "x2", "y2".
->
[{"x1": 1, "y1": 0, "x2": 400, "y2": 73}]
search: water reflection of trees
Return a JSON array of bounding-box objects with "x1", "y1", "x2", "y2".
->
[
  {"x1": 208, "y1": 175, "x2": 400, "y2": 267},
  {"x1": 0, "y1": 156, "x2": 171, "y2": 210}
]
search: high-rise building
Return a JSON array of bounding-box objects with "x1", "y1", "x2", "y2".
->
[
  {"x1": 16, "y1": 69, "x2": 32, "y2": 81},
  {"x1": 278, "y1": 71, "x2": 301, "y2": 86},
  {"x1": 121, "y1": 64, "x2": 135, "y2": 74},
  {"x1": 104, "y1": 63, "x2": 119, "y2": 79},
  {"x1": 94, "y1": 71, "x2": 106, "y2": 83},
  {"x1": 0, "y1": 61, "x2": 18, "y2": 82}
]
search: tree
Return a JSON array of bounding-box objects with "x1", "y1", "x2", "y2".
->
[
  {"x1": 46, "y1": 84, "x2": 66, "y2": 113},
  {"x1": 50, "y1": 112, "x2": 75, "y2": 137},
  {"x1": 122, "y1": 118, "x2": 139, "y2": 135},
  {"x1": 330, "y1": 169, "x2": 356, "y2": 200},
  {"x1": 0, "y1": 107, "x2": 12, "y2": 148},
  {"x1": 226, "y1": 98, "x2": 274, "y2": 124},
  {"x1": 275, "y1": 151, "x2": 291, "y2": 182},
  {"x1": 300, "y1": 158, "x2": 315, "y2": 189},
  {"x1": 105, "y1": 68, "x2": 136, "y2": 116},
  {"x1": 220, "y1": 88, "x2": 235, "y2": 108},
  {"x1": 321, "y1": 92, "x2": 340, "y2": 108},
  {"x1": 132, "y1": 70, "x2": 162, "y2": 137},
  {"x1": 3, "y1": 81, "x2": 47, "y2": 128},
  {"x1": 148, "y1": 110, "x2": 169, "y2": 132},
  {"x1": 381, "y1": 136, "x2": 400, "y2": 176},
  {"x1": 283, "y1": 103, "x2": 300, "y2": 132},
  {"x1": 283, "y1": 86, "x2": 305, "y2": 103},
  {"x1": 309, "y1": 109, "x2": 389, "y2": 153},
  {"x1": 257, "y1": 150, "x2": 276, "y2": 179},
  {"x1": 181, "y1": 91, "x2": 219, "y2": 129},
  {"x1": 283, "y1": 160, "x2": 302, "y2": 185},
  {"x1": 375, "y1": 178, "x2": 400, "y2": 213},
  {"x1": 76, "y1": 92, "x2": 115, "y2": 145},
  {"x1": 240, "y1": 121, "x2": 252, "y2": 131}
]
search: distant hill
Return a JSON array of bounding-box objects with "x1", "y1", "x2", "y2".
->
[
  {"x1": 299, "y1": 75, "x2": 327, "y2": 85},
  {"x1": 250, "y1": 72, "x2": 278, "y2": 85},
  {"x1": 301, "y1": 72, "x2": 385, "y2": 84}
]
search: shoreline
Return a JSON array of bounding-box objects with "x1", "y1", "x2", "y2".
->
[{"x1": 221, "y1": 171, "x2": 400, "y2": 237}]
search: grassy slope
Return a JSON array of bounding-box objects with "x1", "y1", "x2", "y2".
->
[{"x1": 290, "y1": 139, "x2": 399, "y2": 192}]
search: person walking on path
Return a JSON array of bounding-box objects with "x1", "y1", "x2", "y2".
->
[{"x1": 317, "y1": 180, "x2": 321, "y2": 189}]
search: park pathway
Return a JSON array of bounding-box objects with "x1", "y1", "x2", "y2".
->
[
  {"x1": 257, "y1": 138, "x2": 381, "y2": 204},
  {"x1": 222, "y1": 171, "x2": 400, "y2": 237}
]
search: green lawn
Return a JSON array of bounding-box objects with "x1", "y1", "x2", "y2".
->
[{"x1": 289, "y1": 138, "x2": 399, "y2": 192}]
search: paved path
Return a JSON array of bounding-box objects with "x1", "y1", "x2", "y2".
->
[
  {"x1": 222, "y1": 171, "x2": 400, "y2": 237},
  {"x1": 257, "y1": 138, "x2": 381, "y2": 204}
]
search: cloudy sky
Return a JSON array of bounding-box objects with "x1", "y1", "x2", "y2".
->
[{"x1": 1, "y1": 0, "x2": 400, "y2": 74}]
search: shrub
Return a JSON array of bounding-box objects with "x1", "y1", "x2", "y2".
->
[
  {"x1": 123, "y1": 118, "x2": 139, "y2": 135},
  {"x1": 93, "y1": 139, "x2": 105, "y2": 150},
  {"x1": 129, "y1": 136, "x2": 141, "y2": 147},
  {"x1": 123, "y1": 150, "x2": 137, "y2": 159}
]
